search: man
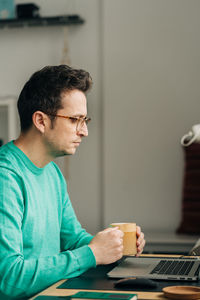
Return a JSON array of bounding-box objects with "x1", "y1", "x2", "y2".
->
[{"x1": 0, "y1": 65, "x2": 145, "y2": 299}]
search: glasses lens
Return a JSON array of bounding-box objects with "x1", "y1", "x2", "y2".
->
[
  {"x1": 77, "y1": 117, "x2": 91, "y2": 131},
  {"x1": 86, "y1": 117, "x2": 91, "y2": 124}
]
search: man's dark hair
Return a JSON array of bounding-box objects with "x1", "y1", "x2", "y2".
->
[{"x1": 17, "y1": 65, "x2": 92, "y2": 132}]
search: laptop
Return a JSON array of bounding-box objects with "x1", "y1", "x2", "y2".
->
[
  {"x1": 189, "y1": 238, "x2": 200, "y2": 256},
  {"x1": 107, "y1": 256, "x2": 200, "y2": 281}
]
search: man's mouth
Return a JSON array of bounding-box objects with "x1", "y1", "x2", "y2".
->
[{"x1": 73, "y1": 141, "x2": 81, "y2": 145}]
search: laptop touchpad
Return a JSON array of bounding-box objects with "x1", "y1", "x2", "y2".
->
[
  {"x1": 122, "y1": 258, "x2": 152, "y2": 275},
  {"x1": 108, "y1": 257, "x2": 156, "y2": 278}
]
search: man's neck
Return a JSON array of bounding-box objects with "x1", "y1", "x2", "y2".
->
[{"x1": 14, "y1": 130, "x2": 52, "y2": 168}]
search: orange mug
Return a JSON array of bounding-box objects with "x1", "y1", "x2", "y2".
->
[{"x1": 110, "y1": 222, "x2": 137, "y2": 256}]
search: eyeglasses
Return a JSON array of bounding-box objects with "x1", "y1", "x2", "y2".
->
[{"x1": 48, "y1": 114, "x2": 91, "y2": 131}]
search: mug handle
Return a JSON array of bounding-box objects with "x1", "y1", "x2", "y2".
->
[{"x1": 181, "y1": 129, "x2": 200, "y2": 146}]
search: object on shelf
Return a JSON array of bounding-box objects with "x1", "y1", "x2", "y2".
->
[
  {"x1": 16, "y1": 3, "x2": 40, "y2": 19},
  {"x1": 0, "y1": 0, "x2": 15, "y2": 20}
]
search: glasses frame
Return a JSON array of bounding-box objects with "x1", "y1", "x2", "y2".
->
[{"x1": 48, "y1": 114, "x2": 91, "y2": 131}]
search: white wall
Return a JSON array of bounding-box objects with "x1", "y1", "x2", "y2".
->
[
  {"x1": 1, "y1": 0, "x2": 200, "y2": 235},
  {"x1": 102, "y1": 0, "x2": 200, "y2": 232}
]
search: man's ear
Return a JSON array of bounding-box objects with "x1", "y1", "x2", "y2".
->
[{"x1": 32, "y1": 111, "x2": 49, "y2": 133}]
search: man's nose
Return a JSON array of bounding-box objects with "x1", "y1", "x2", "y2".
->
[{"x1": 77, "y1": 122, "x2": 88, "y2": 137}]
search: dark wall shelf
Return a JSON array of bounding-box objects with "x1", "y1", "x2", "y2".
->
[{"x1": 0, "y1": 15, "x2": 84, "y2": 29}]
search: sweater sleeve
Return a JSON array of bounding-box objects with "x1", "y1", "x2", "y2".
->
[
  {"x1": 60, "y1": 193, "x2": 95, "y2": 251},
  {"x1": 0, "y1": 168, "x2": 96, "y2": 300}
]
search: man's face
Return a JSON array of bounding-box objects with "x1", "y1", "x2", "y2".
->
[{"x1": 44, "y1": 89, "x2": 89, "y2": 157}]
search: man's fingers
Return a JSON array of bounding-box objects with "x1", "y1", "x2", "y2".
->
[
  {"x1": 136, "y1": 225, "x2": 141, "y2": 237},
  {"x1": 103, "y1": 227, "x2": 124, "y2": 238},
  {"x1": 137, "y1": 231, "x2": 144, "y2": 245},
  {"x1": 136, "y1": 228, "x2": 145, "y2": 256}
]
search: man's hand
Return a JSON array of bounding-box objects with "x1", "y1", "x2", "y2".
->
[
  {"x1": 136, "y1": 225, "x2": 145, "y2": 256},
  {"x1": 89, "y1": 227, "x2": 124, "y2": 265}
]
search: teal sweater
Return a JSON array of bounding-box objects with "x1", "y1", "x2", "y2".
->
[{"x1": 0, "y1": 141, "x2": 96, "y2": 299}]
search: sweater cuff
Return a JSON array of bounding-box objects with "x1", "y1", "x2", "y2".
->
[{"x1": 73, "y1": 245, "x2": 96, "y2": 271}]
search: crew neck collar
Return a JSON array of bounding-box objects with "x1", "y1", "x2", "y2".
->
[{"x1": 9, "y1": 141, "x2": 49, "y2": 174}]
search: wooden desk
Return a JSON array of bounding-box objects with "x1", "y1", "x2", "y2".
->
[
  {"x1": 31, "y1": 279, "x2": 165, "y2": 300},
  {"x1": 31, "y1": 255, "x2": 195, "y2": 300}
]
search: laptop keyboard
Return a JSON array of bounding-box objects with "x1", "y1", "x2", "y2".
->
[{"x1": 150, "y1": 260, "x2": 194, "y2": 276}]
